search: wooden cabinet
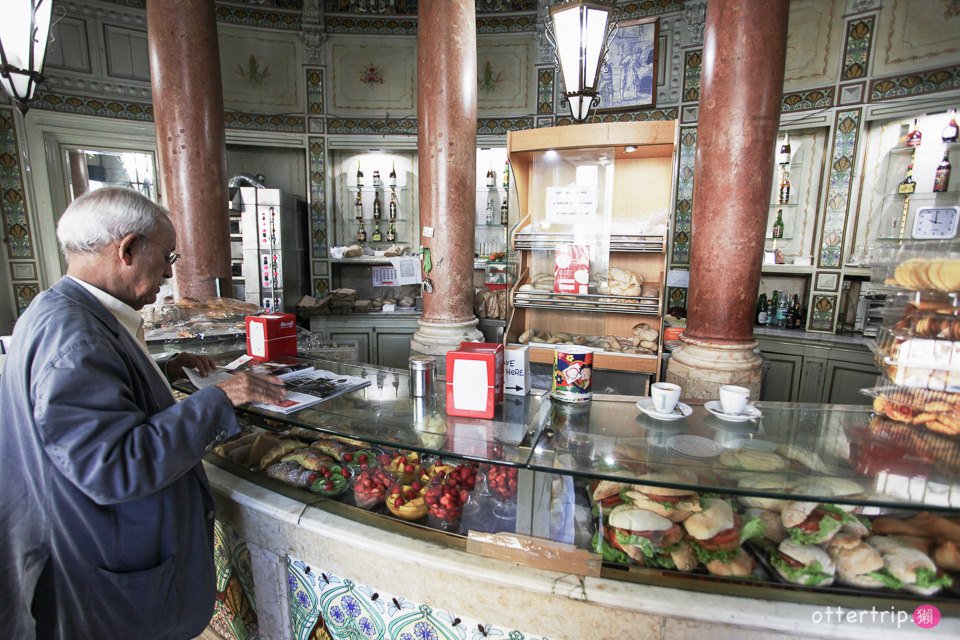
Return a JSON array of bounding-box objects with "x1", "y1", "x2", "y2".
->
[
  {"x1": 309, "y1": 315, "x2": 420, "y2": 368},
  {"x1": 504, "y1": 121, "x2": 676, "y2": 377}
]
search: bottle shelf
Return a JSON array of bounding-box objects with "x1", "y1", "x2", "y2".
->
[{"x1": 514, "y1": 232, "x2": 665, "y2": 253}]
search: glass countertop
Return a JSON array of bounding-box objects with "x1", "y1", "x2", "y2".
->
[{"x1": 175, "y1": 349, "x2": 960, "y2": 511}]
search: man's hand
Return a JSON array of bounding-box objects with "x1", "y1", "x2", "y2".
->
[
  {"x1": 215, "y1": 372, "x2": 287, "y2": 407},
  {"x1": 165, "y1": 352, "x2": 217, "y2": 381}
]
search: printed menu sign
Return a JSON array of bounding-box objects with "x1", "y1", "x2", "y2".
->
[
  {"x1": 555, "y1": 244, "x2": 590, "y2": 295},
  {"x1": 546, "y1": 186, "x2": 597, "y2": 223}
]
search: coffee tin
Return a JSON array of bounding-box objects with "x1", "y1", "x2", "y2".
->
[{"x1": 551, "y1": 347, "x2": 594, "y2": 403}]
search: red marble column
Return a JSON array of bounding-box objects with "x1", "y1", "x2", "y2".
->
[
  {"x1": 416, "y1": 0, "x2": 478, "y2": 326},
  {"x1": 683, "y1": 0, "x2": 789, "y2": 345},
  {"x1": 146, "y1": 0, "x2": 231, "y2": 301}
]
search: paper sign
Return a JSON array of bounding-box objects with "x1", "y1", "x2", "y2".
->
[
  {"x1": 666, "y1": 269, "x2": 690, "y2": 288},
  {"x1": 546, "y1": 186, "x2": 597, "y2": 223},
  {"x1": 422, "y1": 226, "x2": 435, "y2": 238},
  {"x1": 372, "y1": 266, "x2": 398, "y2": 286},
  {"x1": 504, "y1": 345, "x2": 529, "y2": 396},
  {"x1": 554, "y1": 244, "x2": 590, "y2": 295},
  {"x1": 387, "y1": 257, "x2": 422, "y2": 285}
]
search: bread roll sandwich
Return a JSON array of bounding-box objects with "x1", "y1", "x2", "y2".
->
[
  {"x1": 590, "y1": 480, "x2": 628, "y2": 516},
  {"x1": 736, "y1": 473, "x2": 793, "y2": 512},
  {"x1": 780, "y1": 478, "x2": 865, "y2": 545},
  {"x1": 825, "y1": 536, "x2": 901, "y2": 590},
  {"x1": 770, "y1": 539, "x2": 836, "y2": 586},
  {"x1": 682, "y1": 498, "x2": 761, "y2": 576},
  {"x1": 867, "y1": 537, "x2": 953, "y2": 595},
  {"x1": 622, "y1": 470, "x2": 702, "y2": 522},
  {"x1": 743, "y1": 507, "x2": 788, "y2": 543},
  {"x1": 596, "y1": 504, "x2": 683, "y2": 568}
]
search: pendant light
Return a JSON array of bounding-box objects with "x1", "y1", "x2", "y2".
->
[{"x1": 0, "y1": 0, "x2": 54, "y2": 115}]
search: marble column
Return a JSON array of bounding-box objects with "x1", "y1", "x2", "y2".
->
[
  {"x1": 67, "y1": 150, "x2": 89, "y2": 199},
  {"x1": 410, "y1": 0, "x2": 483, "y2": 372},
  {"x1": 666, "y1": 0, "x2": 789, "y2": 398},
  {"x1": 146, "y1": 0, "x2": 231, "y2": 301}
]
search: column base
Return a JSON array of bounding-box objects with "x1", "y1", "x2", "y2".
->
[
  {"x1": 410, "y1": 318, "x2": 483, "y2": 376},
  {"x1": 665, "y1": 337, "x2": 762, "y2": 400}
]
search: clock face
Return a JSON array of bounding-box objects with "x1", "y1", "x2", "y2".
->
[{"x1": 911, "y1": 206, "x2": 960, "y2": 239}]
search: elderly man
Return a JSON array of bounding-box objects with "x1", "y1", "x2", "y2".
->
[{"x1": 0, "y1": 187, "x2": 287, "y2": 639}]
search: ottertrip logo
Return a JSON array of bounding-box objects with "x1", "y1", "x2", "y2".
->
[{"x1": 811, "y1": 604, "x2": 941, "y2": 629}]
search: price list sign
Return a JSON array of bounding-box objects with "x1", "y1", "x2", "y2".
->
[{"x1": 546, "y1": 186, "x2": 597, "y2": 223}]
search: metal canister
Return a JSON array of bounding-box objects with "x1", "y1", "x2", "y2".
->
[
  {"x1": 408, "y1": 355, "x2": 436, "y2": 397},
  {"x1": 551, "y1": 347, "x2": 594, "y2": 403}
]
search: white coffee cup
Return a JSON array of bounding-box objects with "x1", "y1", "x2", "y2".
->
[
  {"x1": 719, "y1": 384, "x2": 750, "y2": 415},
  {"x1": 651, "y1": 382, "x2": 681, "y2": 414}
]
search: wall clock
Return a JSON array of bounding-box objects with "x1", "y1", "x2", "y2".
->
[{"x1": 911, "y1": 206, "x2": 960, "y2": 239}]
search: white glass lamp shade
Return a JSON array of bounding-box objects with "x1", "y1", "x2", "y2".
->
[
  {"x1": 0, "y1": 0, "x2": 53, "y2": 114},
  {"x1": 550, "y1": 1, "x2": 613, "y2": 122}
]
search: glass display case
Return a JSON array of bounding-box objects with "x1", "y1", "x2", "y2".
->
[
  {"x1": 181, "y1": 348, "x2": 960, "y2": 609},
  {"x1": 504, "y1": 122, "x2": 674, "y2": 378}
]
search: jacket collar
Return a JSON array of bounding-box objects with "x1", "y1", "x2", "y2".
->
[{"x1": 51, "y1": 276, "x2": 124, "y2": 337}]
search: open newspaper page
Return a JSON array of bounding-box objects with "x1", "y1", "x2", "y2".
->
[{"x1": 251, "y1": 368, "x2": 371, "y2": 414}]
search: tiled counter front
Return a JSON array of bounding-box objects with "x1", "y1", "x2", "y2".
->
[{"x1": 205, "y1": 463, "x2": 956, "y2": 640}]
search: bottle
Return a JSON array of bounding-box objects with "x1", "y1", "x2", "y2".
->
[
  {"x1": 500, "y1": 200, "x2": 508, "y2": 226},
  {"x1": 389, "y1": 163, "x2": 398, "y2": 187},
  {"x1": 772, "y1": 208, "x2": 785, "y2": 239},
  {"x1": 942, "y1": 109, "x2": 958, "y2": 143},
  {"x1": 785, "y1": 301, "x2": 795, "y2": 329},
  {"x1": 485, "y1": 199, "x2": 494, "y2": 225},
  {"x1": 778, "y1": 172, "x2": 791, "y2": 205},
  {"x1": 765, "y1": 293, "x2": 776, "y2": 327},
  {"x1": 777, "y1": 293, "x2": 789, "y2": 328},
  {"x1": 372, "y1": 170, "x2": 382, "y2": 187},
  {"x1": 389, "y1": 191, "x2": 398, "y2": 219},
  {"x1": 792, "y1": 295, "x2": 803, "y2": 329},
  {"x1": 386, "y1": 221, "x2": 397, "y2": 243},
  {"x1": 906, "y1": 119, "x2": 922, "y2": 147},
  {"x1": 777, "y1": 133, "x2": 791, "y2": 166},
  {"x1": 486, "y1": 169, "x2": 495, "y2": 189},
  {"x1": 898, "y1": 161, "x2": 917, "y2": 194},
  {"x1": 356, "y1": 163, "x2": 364, "y2": 187},
  {"x1": 756, "y1": 292, "x2": 768, "y2": 325},
  {"x1": 373, "y1": 193, "x2": 382, "y2": 218},
  {"x1": 372, "y1": 223, "x2": 382, "y2": 242},
  {"x1": 502, "y1": 162, "x2": 510, "y2": 189},
  {"x1": 934, "y1": 152, "x2": 952, "y2": 192},
  {"x1": 354, "y1": 192, "x2": 363, "y2": 220},
  {"x1": 356, "y1": 222, "x2": 367, "y2": 243}
]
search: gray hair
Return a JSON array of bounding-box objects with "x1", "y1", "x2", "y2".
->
[{"x1": 57, "y1": 187, "x2": 173, "y2": 255}]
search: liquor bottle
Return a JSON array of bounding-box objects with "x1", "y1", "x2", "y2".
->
[
  {"x1": 777, "y1": 133, "x2": 791, "y2": 166},
  {"x1": 386, "y1": 221, "x2": 397, "y2": 243},
  {"x1": 785, "y1": 300, "x2": 796, "y2": 329},
  {"x1": 372, "y1": 170, "x2": 382, "y2": 187},
  {"x1": 354, "y1": 192, "x2": 363, "y2": 220},
  {"x1": 765, "y1": 292, "x2": 777, "y2": 327},
  {"x1": 356, "y1": 222, "x2": 367, "y2": 243},
  {"x1": 389, "y1": 191, "x2": 398, "y2": 219},
  {"x1": 792, "y1": 295, "x2": 803, "y2": 329},
  {"x1": 756, "y1": 292, "x2": 768, "y2": 325},
  {"x1": 372, "y1": 223, "x2": 382, "y2": 242},
  {"x1": 777, "y1": 293, "x2": 789, "y2": 328},
  {"x1": 356, "y1": 163, "x2": 364, "y2": 187},
  {"x1": 502, "y1": 162, "x2": 510, "y2": 189},
  {"x1": 942, "y1": 109, "x2": 958, "y2": 143},
  {"x1": 500, "y1": 200, "x2": 508, "y2": 226},
  {"x1": 934, "y1": 152, "x2": 952, "y2": 192},
  {"x1": 485, "y1": 199, "x2": 494, "y2": 225},
  {"x1": 772, "y1": 208, "x2": 785, "y2": 239},
  {"x1": 898, "y1": 161, "x2": 917, "y2": 194},
  {"x1": 906, "y1": 119, "x2": 922, "y2": 147},
  {"x1": 389, "y1": 163, "x2": 398, "y2": 187},
  {"x1": 373, "y1": 193, "x2": 382, "y2": 219},
  {"x1": 486, "y1": 169, "x2": 495, "y2": 189},
  {"x1": 778, "y1": 171, "x2": 791, "y2": 205}
]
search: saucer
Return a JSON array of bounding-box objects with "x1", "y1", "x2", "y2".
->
[
  {"x1": 637, "y1": 398, "x2": 692, "y2": 421},
  {"x1": 667, "y1": 435, "x2": 722, "y2": 459},
  {"x1": 704, "y1": 400, "x2": 761, "y2": 422}
]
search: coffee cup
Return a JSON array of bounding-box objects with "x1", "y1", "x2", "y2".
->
[
  {"x1": 651, "y1": 382, "x2": 681, "y2": 414},
  {"x1": 719, "y1": 384, "x2": 750, "y2": 415}
]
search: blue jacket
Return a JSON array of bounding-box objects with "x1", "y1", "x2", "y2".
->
[{"x1": 0, "y1": 277, "x2": 241, "y2": 639}]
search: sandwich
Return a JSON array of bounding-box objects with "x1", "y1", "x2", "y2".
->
[
  {"x1": 743, "y1": 507, "x2": 788, "y2": 543},
  {"x1": 868, "y1": 537, "x2": 953, "y2": 595},
  {"x1": 590, "y1": 480, "x2": 628, "y2": 516},
  {"x1": 622, "y1": 470, "x2": 702, "y2": 522},
  {"x1": 770, "y1": 539, "x2": 836, "y2": 586},
  {"x1": 780, "y1": 478, "x2": 864, "y2": 545},
  {"x1": 825, "y1": 534, "x2": 901, "y2": 590},
  {"x1": 682, "y1": 498, "x2": 761, "y2": 576},
  {"x1": 736, "y1": 473, "x2": 793, "y2": 512},
  {"x1": 596, "y1": 504, "x2": 683, "y2": 568},
  {"x1": 718, "y1": 449, "x2": 788, "y2": 476}
]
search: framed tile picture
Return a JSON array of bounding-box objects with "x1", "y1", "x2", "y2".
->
[{"x1": 597, "y1": 17, "x2": 659, "y2": 112}]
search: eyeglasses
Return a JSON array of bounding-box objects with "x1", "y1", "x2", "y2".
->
[{"x1": 136, "y1": 234, "x2": 180, "y2": 266}]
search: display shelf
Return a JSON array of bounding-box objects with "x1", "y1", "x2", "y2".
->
[
  {"x1": 515, "y1": 231, "x2": 665, "y2": 253},
  {"x1": 760, "y1": 264, "x2": 814, "y2": 275},
  {"x1": 514, "y1": 289, "x2": 661, "y2": 315}
]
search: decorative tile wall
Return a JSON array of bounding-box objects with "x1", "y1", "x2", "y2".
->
[
  {"x1": 617, "y1": 0, "x2": 685, "y2": 19},
  {"x1": 810, "y1": 294, "x2": 837, "y2": 332},
  {"x1": 210, "y1": 520, "x2": 260, "y2": 640},
  {"x1": 0, "y1": 107, "x2": 40, "y2": 315},
  {"x1": 869, "y1": 64, "x2": 960, "y2": 102},
  {"x1": 308, "y1": 68, "x2": 325, "y2": 116},
  {"x1": 309, "y1": 137, "x2": 329, "y2": 269},
  {"x1": 781, "y1": 87, "x2": 834, "y2": 112},
  {"x1": 670, "y1": 126, "x2": 696, "y2": 266},
  {"x1": 681, "y1": 50, "x2": 702, "y2": 102},
  {"x1": 216, "y1": 5, "x2": 303, "y2": 31},
  {"x1": 817, "y1": 109, "x2": 861, "y2": 269},
  {"x1": 841, "y1": 17, "x2": 874, "y2": 81},
  {"x1": 536, "y1": 67, "x2": 555, "y2": 116},
  {"x1": 224, "y1": 112, "x2": 307, "y2": 133},
  {"x1": 326, "y1": 118, "x2": 418, "y2": 135},
  {"x1": 286, "y1": 557, "x2": 551, "y2": 640},
  {"x1": 30, "y1": 91, "x2": 154, "y2": 121}
]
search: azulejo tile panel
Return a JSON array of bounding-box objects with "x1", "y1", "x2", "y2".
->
[
  {"x1": 286, "y1": 557, "x2": 551, "y2": 640},
  {"x1": 216, "y1": 6, "x2": 302, "y2": 30},
  {"x1": 810, "y1": 294, "x2": 837, "y2": 332},
  {"x1": 671, "y1": 126, "x2": 696, "y2": 266},
  {"x1": 325, "y1": 17, "x2": 419, "y2": 35},
  {"x1": 477, "y1": 117, "x2": 534, "y2": 135},
  {"x1": 781, "y1": 87, "x2": 834, "y2": 112},
  {"x1": 309, "y1": 137, "x2": 328, "y2": 262},
  {"x1": 211, "y1": 520, "x2": 260, "y2": 640},
  {"x1": 682, "y1": 50, "x2": 702, "y2": 102},
  {"x1": 30, "y1": 91, "x2": 154, "y2": 121},
  {"x1": 869, "y1": 65, "x2": 960, "y2": 102},
  {"x1": 13, "y1": 283, "x2": 40, "y2": 317},
  {"x1": 818, "y1": 109, "x2": 860, "y2": 270},
  {"x1": 0, "y1": 108, "x2": 34, "y2": 260},
  {"x1": 617, "y1": 0, "x2": 684, "y2": 19},
  {"x1": 842, "y1": 16, "x2": 874, "y2": 81},
  {"x1": 536, "y1": 67, "x2": 555, "y2": 115},
  {"x1": 308, "y1": 69, "x2": 325, "y2": 115},
  {"x1": 224, "y1": 112, "x2": 306, "y2": 133},
  {"x1": 554, "y1": 107, "x2": 678, "y2": 126},
  {"x1": 476, "y1": 16, "x2": 538, "y2": 34},
  {"x1": 326, "y1": 118, "x2": 418, "y2": 135}
]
